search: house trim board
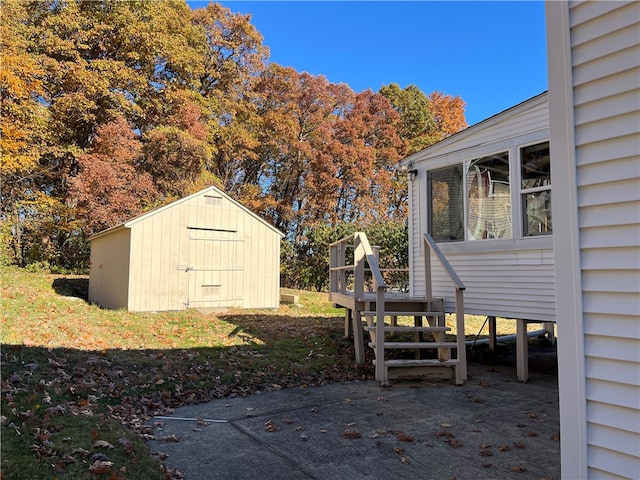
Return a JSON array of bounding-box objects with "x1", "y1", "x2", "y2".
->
[{"x1": 546, "y1": 2, "x2": 589, "y2": 479}]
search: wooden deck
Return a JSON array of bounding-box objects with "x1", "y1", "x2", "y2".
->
[{"x1": 329, "y1": 232, "x2": 468, "y2": 385}]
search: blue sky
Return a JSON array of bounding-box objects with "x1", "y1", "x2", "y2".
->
[{"x1": 188, "y1": 1, "x2": 548, "y2": 126}]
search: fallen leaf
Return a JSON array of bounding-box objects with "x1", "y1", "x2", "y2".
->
[
  {"x1": 513, "y1": 442, "x2": 526, "y2": 449},
  {"x1": 341, "y1": 429, "x2": 361, "y2": 439},
  {"x1": 45, "y1": 405, "x2": 66, "y2": 416},
  {"x1": 441, "y1": 423, "x2": 452, "y2": 428},
  {"x1": 90, "y1": 452, "x2": 111, "y2": 462},
  {"x1": 88, "y1": 460, "x2": 113, "y2": 474},
  {"x1": 480, "y1": 449, "x2": 493, "y2": 457},
  {"x1": 162, "y1": 435, "x2": 181, "y2": 442},
  {"x1": 264, "y1": 420, "x2": 279, "y2": 432},
  {"x1": 482, "y1": 463, "x2": 492, "y2": 468},
  {"x1": 396, "y1": 432, "x2": 414, "y2": 442},
  {"x1": 499, "y1": 444, "x2": 510, "y2": 452},
  {"x1": 92, "y1": 440, "x2": 114, "y2": 449},
  {"x1": 400, "y1": 456, "x2": 410, "y2": 464},
  {"x1": 393, "y1": 447, "x2": 405, "y2": 455},
  {"x1": 71, "y1": 447, "x2": 90, "y2": 457},
  {"x1": 527, "y1": 431, "x2": 538, "y2": 437},
  {"x1": 511, "y1": 465, "x2": 527, "y2": 473}
]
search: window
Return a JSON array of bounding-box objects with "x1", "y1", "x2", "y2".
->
[
  {"x1": 520, "y1": 142, "x2": 551, "y2": 236},
  {"x1": 466, "y1": 152, "x2": 511, "y2": 240},
  {"x1": 205, "y1": 195, "x2": 222, "y2": 206},
  {"x1": 427, "y1": 141, "x2": 551, "y2": 242},
  {"x1": 430, "y1": 165, "x2": 464, "y2": 242}
]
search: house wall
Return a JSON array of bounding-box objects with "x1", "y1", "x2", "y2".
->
[
  {"x1": 547, "y1": 1, "x2": 640, "y2": 479},
  {"x1": 88, "y1": 228, "x2": 131, "y2": 310},
  {"x1": 407, "y1": 95, "x2": 556, "y2": 321},
  {"x1": 126, "y1": 188, "x2": 282, "y2": 312}
]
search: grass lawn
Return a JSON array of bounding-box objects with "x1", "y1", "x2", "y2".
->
[{"x1": 1, "y1": 266, "x2": 526, "y2": 479}]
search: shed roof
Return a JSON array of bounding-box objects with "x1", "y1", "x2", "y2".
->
[
  {"x1": 89, "y1": 185, "x2": 285, "y2": 241},
  {"x1": 398, "y1": 91, "x2": 548, "y2": 168}
]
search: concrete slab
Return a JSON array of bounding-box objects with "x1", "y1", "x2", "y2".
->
[{"x1": 146, "y1": 363, "x2": 560, "y2": 480}]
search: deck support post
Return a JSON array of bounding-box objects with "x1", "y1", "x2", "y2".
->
[
  {"x1": 488, "y1": 316, "x2": 497, "y2": 351},
  {"x1": 353, "y1": 309, "x2": 365, "y2": 364},
  {"x1": 455, "y1": 289, "x2": 467, "y2": 384},
  {"x1": 344, "y1": 309, "x2": 352, "y2": 338},
  {"x1": 516, "y1": 319, "x2": 529, "y2": 382},
  {"x1": 375, "y1": 287, "x2": 387, "y2": 385},
  {"x1": 544, "y1": 322, "x2": 556, "y2": 345}
]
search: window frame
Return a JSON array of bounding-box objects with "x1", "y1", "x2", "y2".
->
[
  {"x1": 518, "y1": 140, "x2": 552, "y2": 237},
  {"x1": 425, "y1": 136, "x2": 552, "y2": 249}
]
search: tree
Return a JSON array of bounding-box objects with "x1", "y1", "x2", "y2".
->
[
  {"x1": 304, "y1": 89, "x2": 405, "y2": 226},
  {"x1": 428, "y1": 90, "x2": 468, "y2": 138},
  {"x1": 1, "y1": 0, "x2": 206, "y2": 269},
  {"x1": 68, "y1": 117, "x2": 158, "y2": 236},
  {"x1": 0, "y1": 0, "x2": 49, "y2": 265},
  {"x1": 191, "y1": 2, "x2": 268, "y2": 194},
  {"x1": 380, "y1": 83, "x2": 468, "y2": 153},
  {"x1": 141, "y1": 91, "x2": 213, "y2": 198},
  {"x1": 254, "y1": 65, "x2": 349, "y2": 237},
  {"x1": 379, "y1": 83, "x2": 436, "y2": 154}
]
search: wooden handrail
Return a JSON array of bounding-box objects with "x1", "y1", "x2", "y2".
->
[
  {"x1": 423, "y1": 232, "x2": 467, "y2": 382},
  {"x1": 423, "y1": 233, "x2": 465, "y2": 291},
  {"x1": 352, "y1": 232, "x2": 386, "y2": 383},
  {"x1": 353, "y1": 232, "x2": 386, "y2": 293}
]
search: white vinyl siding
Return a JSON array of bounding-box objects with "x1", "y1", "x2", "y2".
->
[
  {"x1": 547, "y1": 1, "x2": 640, "y2": 478},
  {"x1": 572, "y1": 1, "x2": 640, "y2": 476},
  {"x1": 406, "y1": 93, "x2": 555, "y2": 321},
  {"x1": 427, "y1": 249, "x2": 555, "y2": 321}
]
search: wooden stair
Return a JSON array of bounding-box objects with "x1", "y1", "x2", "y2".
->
[{"x1": 360, "y1": 298, "x2": 463, "y2": 385}]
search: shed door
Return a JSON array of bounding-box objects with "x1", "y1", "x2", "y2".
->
[{"x1": 185, "y1": 227, "x2": 244, "y2": 308}]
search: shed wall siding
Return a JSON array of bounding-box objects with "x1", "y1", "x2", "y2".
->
[
  {"x1": 125, "y1": 189, "x2": 281, "y2": 312},
  {"x1": 549, "y1": 1, "x2": 640, "y2": 478},
  {"x1": 88, "y1": 228, "x2": 131, "y2": 309}
]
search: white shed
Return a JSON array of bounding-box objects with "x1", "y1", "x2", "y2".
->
[
  {"x1": 547, "y1": 1, "x2": 639, "y2": 479},
  {"x1": 399, "y1": 91, "x2": 554, "y2": 322},
  {"x1": 89, "y1": 186, "x2": 284, "y2": 312}
]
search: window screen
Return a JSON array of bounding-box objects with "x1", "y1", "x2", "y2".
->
[
  {"x1": 521, "y1": 142, "x2": 551, "y2": 236},
  {"x1": 430, "y1": 165, "x2": 464, "y2": 242},
  {"x1": 466, "y1": 152, "x2": 511, "y2": 240}
]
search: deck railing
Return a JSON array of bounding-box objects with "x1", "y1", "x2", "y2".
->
[
  {"x1": 423, "y1": 233, "x2": 467, "y2": 380},
  {"x1": 330, "y1": 233, "x2": 387, "y2": 378}
]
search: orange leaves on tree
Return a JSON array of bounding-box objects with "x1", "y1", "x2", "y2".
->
[{"x1": 68, "y1": 117, "x2": 159, "y2": 235}]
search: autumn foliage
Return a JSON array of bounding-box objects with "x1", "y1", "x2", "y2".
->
[{"x1": 0, "y1": 0, "x2": 467, "y2": 277}]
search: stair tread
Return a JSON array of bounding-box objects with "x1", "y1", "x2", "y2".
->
[
  {"x1": 373, "y1": 359, "x2": 458, "y2": 366},
  {"x1": 364, "y1": 326, "x2": 450, "y2": 332},
  {"x1": 361, "y1": 311, "x2": 444, "y2": 316},
  {"x1": 356, "y1": 297, "x2": 442, "y2": 302},
  {"x1": 369, "y1": 342, "x2": 457, "y2": 349}
]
